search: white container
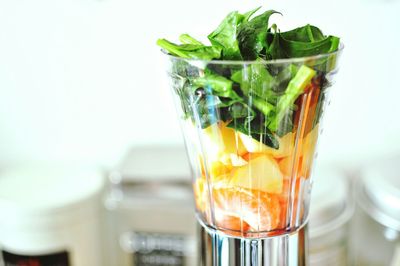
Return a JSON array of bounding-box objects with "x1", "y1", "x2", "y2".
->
[
  {"x1": 0, "y1": 164, "x2": 105, "y2": 266},
  {"x1": 309, "y1": 166, "x2": 353, "y2": 266},
  {"x1": 352, "y1": 155, "x2": 400, "y2": 266},
  {"x1": 104, "y1": 146, "x2": 197, "y2": 266}
]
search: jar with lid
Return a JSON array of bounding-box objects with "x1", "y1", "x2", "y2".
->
[
  {"x1": 0, "y1": 164, "x2": 105, "y2": 266},
  {"x1": 308, "y1": 166, "x2": 354, "y2": 266},
  {"x1": 104, "y1": 145, "x2": 197, "y2": 266},
  {"x1": 351, "y1": 155, "x2": 400, "y2": 266}
]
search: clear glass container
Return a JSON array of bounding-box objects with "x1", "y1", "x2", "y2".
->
[
  {"x1": 309, "y1": 166, "x2": 353, "y2": 266},
  {"x1": 163, "y1": 47, "x2": 342, "y2": 264},
  {"x1": 351, "y1": 155, "x2": 400, "y2": 266}
]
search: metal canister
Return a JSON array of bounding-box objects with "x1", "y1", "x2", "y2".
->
[
  {"x1": 309, "y1": 166, "x2": 354, "y2": 266},
  {"x1": 104, "y1": 146, "x2": 197, "y2": 266},
  {"x1": 352, "y1": 155, "x2": 400, "y2": 266}
]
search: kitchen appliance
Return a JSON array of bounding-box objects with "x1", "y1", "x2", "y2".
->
[{"x1": 163, "y1": 47, "x2": 342, "y2": 265}]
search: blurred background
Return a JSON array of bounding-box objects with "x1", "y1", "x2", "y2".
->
[{"x1": 0, "y1": 0, "x2": 399, "y2": 265}]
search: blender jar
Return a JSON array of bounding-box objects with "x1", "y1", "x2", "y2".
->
[{"x1": 164, "y1": 45, "x2": 342, "y2": 265}]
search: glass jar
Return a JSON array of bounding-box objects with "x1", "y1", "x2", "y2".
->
[
  {"x1": 351, "y1": 155, "x2": 400, "y2": 266},
  {"x1": 104, "y1": 146, "x2": 197, "y2": 266},
  {"x1": 308, "y1": 166, "x2": 353, "y2": 266}
]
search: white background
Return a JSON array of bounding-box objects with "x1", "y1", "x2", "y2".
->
[{"x1": 0, "y1": 0, "x2": 399, "y2": 169}]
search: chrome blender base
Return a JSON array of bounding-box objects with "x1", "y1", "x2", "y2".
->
[{"x1": 198, "y1": 223, "x2": 308, "y2": 266}]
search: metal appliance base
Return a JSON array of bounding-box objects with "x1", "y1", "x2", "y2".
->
[{"x1": 198, "y1": 223, "x2": 308, "y2": 266}]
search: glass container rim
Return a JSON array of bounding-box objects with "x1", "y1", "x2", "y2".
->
[{"x1": 162, "y1": 43, "x2": 344, "y2": 65}]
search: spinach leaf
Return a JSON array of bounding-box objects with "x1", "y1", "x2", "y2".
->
[
  {"x1": 179, "y1": 34, "x2": 203, "y2": 45},
  {"x1": 280, "y1": 36, "x2": 339, "y2": 58},
  {"x1": 231, "y1": 61, "x2": 276, "y2": 98},
  {"x1": 192, "y1": 73, "x2": 241, "y2": 100},
  {"x1": 273, "y1": 64, "x2": 299, "y2": 93},
  {"x1": 278, "y1": 25, "x2": 340, "y2": 58},
  {"x1": 229, "y1": 102, "x2": 255, "y2": 119},
  {"x1": 281, "y1": 24, "x2": 325, "y2": 43},
  {"x1": 268, "y1": 65, "x2": 316, "y2": 131},
  {"x1": 237, "y1": 10, "x2": 280, "y2": 60},
  {"x1": 158, "y1": 7, "x2": 341, "y2": 148},
  {"x1": 252, "y1": 97, "x2": 274, "y2": 117},
  {"x1": 243, "y1": 6, "x2": 261, "y2": 22},
  {"x1": 196, "y1": 95, "x2": 225, "y2": 128},
  {"x1": 266, "y1": 24, "x2": 286, "y2": 60},
  {"x1": 275, "y1": 108, "x2": 295, "y2": 137},
  {"x1": 207, "y1": 11, "x2": 244, "y2": 60},
  {"x1": 157, "y1": 39, "x2": 221, "y2": 60}
]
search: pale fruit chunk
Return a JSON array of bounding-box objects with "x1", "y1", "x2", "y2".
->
[
  {"x1": 239, "y1": 132, "x2": 294, "y2": 158},
  {"x1": 203, "y1": 122, "x2": 247, "y2": 156},
  {"x1": 278, "y1": 126, "x2": 319, "y2": 178},
  {"x1": 231, "y1": 155, "x2": 283, "y2": 194},
  {"x1": 194, "y1": 178, "x2": 208, "y2": 213},
  {"x1": 302, "y1": 126, "x2": 319, "y2": 158},
  {"x1": 300, "y1": 126, "x2": 319, "y2": 178},
  {"x1": 209, "y1": 161, "x2": 232, "y2": 182},
  {"x1": 278, "y1": 156, "x2": 293, "y2": 178},
  {"x1": 220, "y1": 153, "x2": 248, "y2": 167}
]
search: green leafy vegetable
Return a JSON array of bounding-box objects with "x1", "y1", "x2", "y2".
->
[
  {"x1": 179, "y1": 34, "x2": 203, "y2": 45},
  {"x1": 158, "y1": 7, "x2": 340, "y2": 149},
  {"x1": 157, "y1": 39, "x2": 221, "y2": 60},
  {"x1": 242, "y1": 6, "x2": 262, "y2": 22},
  {"x1": 273, "y1": 64, "x2": 299, "y2": 93},
  {"x1": 268, "y1": 65, "x2": 316, "y2": 131},
  {"x1": 279, "y1": 25, "x2": 340, "y2": 58},
  {"x1": 207, "y1": 11, "x2": 244, "y2": 60},
  {"x1": 231, "y1": 61, "x2": 276, "y2": 98},
  {"x1": 192, "y1": 73, "x2": 241, "y2": 100},
  {"x1": 252, "y1": 97, "x2": 274, "y2": 117},
  {"x1": 237, "y1": 10, "x2": 280, "y2": 60},
  {"x1": 266, "y1": 24, "x2": 287, "y2": 60}
]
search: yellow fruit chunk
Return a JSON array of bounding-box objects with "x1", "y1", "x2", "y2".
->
[
  {"x1": 278, "y1": 156, "x2": 292, "y2": 178},
  {"x1": 193, "y1": 178, "x2": 208, "y2": 213},
  {"x1": 302, "y1": 126, "x2": 319, "y2": 156},
  {"x1": 231, "y1": 155, "x2": 283, "y2": 194},
  {"x1": 203, "y1": 122, "x2": 247, "y2": 159},
  {"x1": 278, "y1": 126, "x2": 319, "y2": 179},
  {"x1": 300, "y1": 126, "x2": 319, "y2": 178},
  {"x1": 209, "y1": 161, "x2": 232, "y2": 181},
  {"x1": 239, "y1": 132, "x2": 294, "y2": 158},
  {"x1": 220, "y1": 153, "x2": 248, "y2": 167}
]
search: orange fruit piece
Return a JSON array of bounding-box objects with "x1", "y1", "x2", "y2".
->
[
  {"x1": 277, "y1": 178, "x2": 304, "y2": 228},
  {"x1": 212, "y1": 187, "x2": 281, "y2": 232},
  {"x1": 214, "y1": 213, "x2": 251, "y2": 233}
]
